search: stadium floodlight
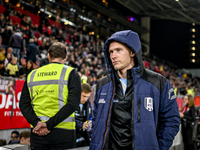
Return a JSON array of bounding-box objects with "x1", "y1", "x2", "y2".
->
[
  {"x1": 40, "y1": 8, "x2": 76, "y2": 26},
  {"x1": 192, "y1": 59, "x2": 195, "y2": 63},
  {"x1": 61, "y1": 18, "x2": 75, "y2": 26},
  {"x1": 78, "y1": 15, "x2": 92, "y2": 23},
  {"x1": 70, "y1": 8, "x2": 76, "y2": 13},
  {"x1": 192, "y1": 41, "x2": 196, "y2": 44}
]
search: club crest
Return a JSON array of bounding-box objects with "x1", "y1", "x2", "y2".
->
[{"x1": 144, "y1": 97, "x2": 153, "y2": 111}]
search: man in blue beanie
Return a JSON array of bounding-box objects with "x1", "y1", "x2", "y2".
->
[{"x1": 89, "y1": 30, "x2": 180, "y2": 150}]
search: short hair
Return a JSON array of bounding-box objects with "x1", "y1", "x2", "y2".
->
[
  {"x1": 20, "y1": 130, "x2": 30, "y2": 139},
  {"x1": 0, "y1": 60, "x2": 4, "y2": 64},
  {"x1": 81, "y1": 83, "x2": 92, "y2": 93},
  {"x1": 11, "y1": 130, "x2": 19, "y2": 136},
  {"x1": 97, "y1": 71, "x2": 104, "y2": 80},
  {"x1": 48, "y1": 42, "x2": 67, "y2": 60},
  {"x1": 0, "y1": 48, "x2": 6, "y2": 52},
  {"x1": 29, "y1": 38, "x2": 34, "y2": 43},
  {"x1": 0, "y1": 139, "x2": 6, "y2": 146},
  {"x1": 12, "y1": 57, "x2": 18, "y2": 61}
]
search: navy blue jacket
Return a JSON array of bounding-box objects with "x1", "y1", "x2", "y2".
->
[
  {"x1": 26, "y1": 42, "x2": 37, "y2": 63},
  {"x1": 89, "y1": 30, "x2": 180, "y2": 150}
]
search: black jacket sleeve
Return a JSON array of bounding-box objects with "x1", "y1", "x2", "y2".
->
[
  {"x1": 46, "y1": 69, "x2": 81, "y2": 130},
  {"x1": 19, "y1": 80, "x2": 41, "y2": 127},
  {"x1": 183, "y1": 105, "x2": 196, "y2": 123}
]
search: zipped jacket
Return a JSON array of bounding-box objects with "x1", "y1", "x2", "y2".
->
[
  {"x1": 75, "y1": 101, "x2": 93, "y2": 129},
  {"x1": 89, "y1": 30, "x2": 180, "y2": 150}
]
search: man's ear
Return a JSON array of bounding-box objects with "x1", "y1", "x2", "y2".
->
[
  {"x1": 130, "y1": 51, "x2": 135, "y2": 58},
  {"x1": 20, "y1": 137, "x2": 24, "y2": 142}
]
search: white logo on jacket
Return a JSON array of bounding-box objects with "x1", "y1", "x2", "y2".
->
[
  {"x1": 98, "y1": 99, "x2": 106, "y2": 103},
  {"x1": 144, "y1": 97, "x2": 153, "y2": 111},
  {"x1": 168, "y1": 88, "x2": 176, "y2": 100}
]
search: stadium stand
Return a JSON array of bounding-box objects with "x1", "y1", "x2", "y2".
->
[{"x1": 0, "y1": 1, "x2": 200, "y2": 149}]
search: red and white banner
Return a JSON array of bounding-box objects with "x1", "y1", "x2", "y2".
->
[{"x1": 0, "y1": 79, "x2": 30, "y2": 130}]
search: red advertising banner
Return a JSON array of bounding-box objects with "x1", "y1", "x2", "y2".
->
[{"x1": 0, "y1": 79, "x2": 30, "y2": 130}]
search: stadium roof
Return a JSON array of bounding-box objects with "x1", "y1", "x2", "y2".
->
[{"x1": 116, "y1": 0, "x2": 200, "y2": 25}]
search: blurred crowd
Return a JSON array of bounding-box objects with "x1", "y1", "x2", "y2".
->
[
  {"x1": 1, "y1": 2, "x2": 200, "y2": 149},
  {"x1": 0, "y1": 2, "x2": 199, "y2": 97},
  {"x1": 0, "y1": 2, "x2": 199, "y2": 98}
]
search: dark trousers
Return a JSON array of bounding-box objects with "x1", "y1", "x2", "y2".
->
[
  {"x1": 76, "y1": 130, "x2": 90, "y2": 147},
  {"x1": 182, "y1": 124, "x2": 194, "y2": 150},
  {"x1": 31, "y1": 128, "x2": 76, "y2": 150}
]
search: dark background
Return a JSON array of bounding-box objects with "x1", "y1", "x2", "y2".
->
[{"x1": 150, "y1": 19, "x2": 200, "y2": 68}]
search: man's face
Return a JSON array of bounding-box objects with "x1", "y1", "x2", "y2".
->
[
  {"x1": 109, "y1": 41, "x2": 135, "y2": 72},
  {"x1": 11, "y1": 133, "x2": 18, "y2": 141},
  {"x1": 80, "y1": 92, "x2": 91, "y2": 104},
  {"x1": 20, "y1": 137, "x2": 30, "y2": 146}
]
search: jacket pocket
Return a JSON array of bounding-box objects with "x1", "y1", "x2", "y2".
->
[{"x1": 138, "y1": 99, "x2": 141, "y2": 123}]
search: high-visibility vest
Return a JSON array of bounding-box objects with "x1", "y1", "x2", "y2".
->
[
  {"x1": 81, "y1": 75, "x2": 88, "y2": 83},
  {"x1": 187, "y1": 88, "x2": 195, "y2": 97},
  {"x1": 27, "y1": 63, "x2": 75, "y2": 129},
  {"x1": 174, "y1": 88, "x2": 177, "y2": 96}
]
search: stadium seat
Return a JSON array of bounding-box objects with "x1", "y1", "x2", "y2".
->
[
  {"x1": 176, "y1": 96, "x2": 184, "y2": 111},
  {"x1": 0, "y1": 4, "x2": 6, "y2": 14},
  {"x1": 195, "y1": 96, "x2": 200, "y2": 107}
]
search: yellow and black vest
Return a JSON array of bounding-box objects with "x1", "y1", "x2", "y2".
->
[
  {"x1": 187, "y1": 88, "x2": 195, "y2": 97},
  {"x1": 27, "y1": 63, "x2": 75, "y2": 129}
]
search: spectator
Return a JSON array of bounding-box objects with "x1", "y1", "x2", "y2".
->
[
  {"x1": 26, "y1": 38, "x2": 37, "y2": 63},
  {"x1": 19, "y1": 60, "x2": 33, "y2": 79},
  {"x1": 8, "y1": 29, "x2": 24, "y2": 60},
  {"x1": 39, "y1": 54, "x2": 49, "y2": 67},
  {"x1": 186, "y1": 85, "x2": 195, "y2": 97},
  {"x1": 0, "y1": 25, "x2": 13, "y2": 49},
  {"x1": 7, "y1": 47, "x2": 14, "y2": 57},
  {"x1": 34, "y1": 37, "x2": 39, "y2": 46},
  {"x1": 10, "y1": 130, "x2": 30, "y2": 146},
  {"x1": 4, "y1": 16, "x2": 12, "y2": 27},
  {"x1": 20, "y1": 16, "x2": 28, "y2": 27},
  {"x1": 0, "y1": 48, "x2": 6, "y2": 62},
  {"x1": 180, "y1": 94, "x2": 196, "y2": 150},
  {"x1": 69, "y1": 55, "x2": 79, "y2": 70},
  {"x1": 8, "y1": 130, "x2": 19, "y2": 144},
  {"x1": 0, "y1": 14, "x2": 4, "y2": 28},
  {"x1": 75, "y1": 83, "x2": 92, "y2": 147},
  {"x1": 0, "y1": 139, "x2": 6, "y2": 146},
  {"x1": 89, "y1": 71, "x2": 104, "y2": 109},
  {"x1": 13, "y1": 23, "x2": 21, "y2": 32},
  {"x1": 0, "y1": 60, "x2": 6, "y2": 77},
  {"x1": 6, "y1": 57, "x2": 19, "y2": 78},
  {"x1": 4, "y1": 52, "x2": 12, "y2": 68},
  {"x1": 80, "y1": 69, "x2": 88, "y2": 83}
]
